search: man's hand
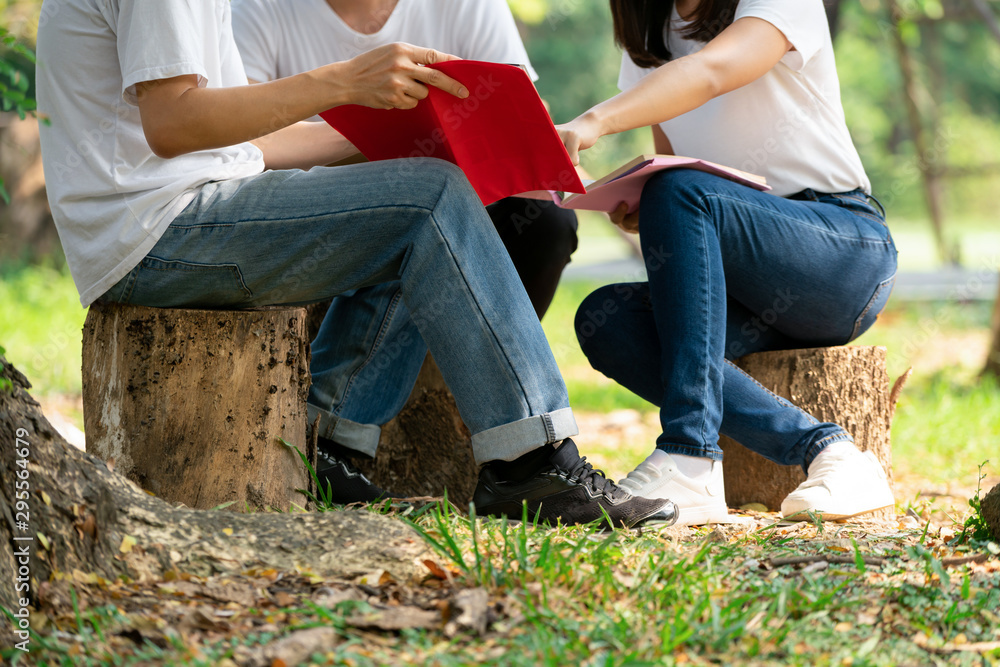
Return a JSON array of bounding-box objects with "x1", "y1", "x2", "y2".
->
[
  {"x1": 556, "y1": 112, "x2": 604, "y2": 166},
  {"x1": 610, "y1": 201, "x2": 640, "y2": 234},
  {"x1": 334, "y1": 43, "x2": 469, "y2": 110}
]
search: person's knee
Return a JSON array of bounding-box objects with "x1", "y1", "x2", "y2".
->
[
  {"x1": 574, "y1": 285, "x2": 624, "y2": 368},
  {"x1": 538, "y1": 206, "x2": 579, "y2": 259}
]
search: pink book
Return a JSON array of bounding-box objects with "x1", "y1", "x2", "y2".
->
[{"x1": 526, "y1": 154, "x2": 770, "y2": 213}]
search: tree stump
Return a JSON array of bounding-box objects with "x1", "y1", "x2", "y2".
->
[
  {"x1": 982, "y1": 484, "x2": 1000, "y2": 542},
  {"x1": 82, "y1": 303, "x2": 314, "y2": 512},
  {"x1": 719, "y1": 345, "x2": 898, "y2": 521},
  {"x1": 305, "y1": 301, "x2": 478, "y2": 507}
]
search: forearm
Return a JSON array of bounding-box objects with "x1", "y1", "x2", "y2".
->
[
  {"x1": 558, "y1": 17, "x2": 790, "y2": 160},
  {"x1": 138, "y1": 66, "x2": 351, "y2": 158},
  {"x1": 584, "y1": 56, "x2": 717, "y2": 139},
  {"x1": 137, "y1": 43, "x2": 469, "y2": 160},
  {"x1": 252, "y1": 121, "x2": 360, "y2": 171}
]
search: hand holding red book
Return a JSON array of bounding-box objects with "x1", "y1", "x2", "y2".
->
[{"x1": 321, "y1": 60, "x2": 586, "y2": 205}]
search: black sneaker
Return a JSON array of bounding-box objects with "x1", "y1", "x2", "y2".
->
[
  {"x1": 472, "y1": 439, "x2": 678, "y2": 529},
  {"x1": 315, "y1": 440, "x2": 395, "y2": 504}
]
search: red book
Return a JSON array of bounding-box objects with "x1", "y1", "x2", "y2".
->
[{"x1": 320, "y1": 60, "x2": 586, "y2": 205}]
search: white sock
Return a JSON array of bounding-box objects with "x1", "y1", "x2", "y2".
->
[{"x1": 670, "y1": 453, "x2": 716, "y2": 481}]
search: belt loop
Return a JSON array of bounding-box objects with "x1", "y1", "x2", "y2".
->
[{"x1": 866, "y1": 193, "x2": 887, "y2": 219}]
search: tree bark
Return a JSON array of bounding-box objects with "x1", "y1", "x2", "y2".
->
[
  {"x1": 82, "y1": 303, "x2": 315, "y2": 512},
  {"x1": 983, "y1": 277, "x2": 1000, "y2": 380},
  {"x1": 305, "y1": 301, "x2": 480, "y2": 507},
  {"x1": 0, "y1": 354, "x2": 433, "y2": 647},
  {"x1": 719, "y1": 346, "x2": 897, "y2": 521}
]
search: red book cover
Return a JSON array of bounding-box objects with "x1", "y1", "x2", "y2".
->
[{"x1": 320, "y1": 61, "x2": 586, "y2": 205}]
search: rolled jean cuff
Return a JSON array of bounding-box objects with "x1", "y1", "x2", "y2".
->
[
  {"x1": 307, "y1": 402, "x2": 381, "y2": 458},
  {"x1": 656, "y1": 443, "x2": 724, "y2": 463},
  {"x1": 471, "y1": 407, "x2": 578, "y2": 465},
  {"x1": 803, "y1": 432, "x2": 855, "y2": 473}
]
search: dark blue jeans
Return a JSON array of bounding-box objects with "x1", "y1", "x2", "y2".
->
[{"x1": 575, "y1": 169, "x2": 897, "y2": 470}]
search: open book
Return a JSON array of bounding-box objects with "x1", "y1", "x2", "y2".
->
[
  {"x1": 528, "y1": 155, "x2": 770, "y2": 213},
  {"x1": 320, "y1": 60, "x2": 586, "y2": 205}
]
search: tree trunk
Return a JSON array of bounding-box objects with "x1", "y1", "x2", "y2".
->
[
  {"x1": 82, "y1": 303, "x2": 315, "y2": 512},
  {"x1": 825, "y1": 0, "x2": 845, "y2": 40},
  {"x1": 719, "y1": 346, "x2": 898, "y2": 521},
  {"x1": 0, "y1": 355, "x2": 433, "y2": 648},
  {"x1": 305, "y1": 300, "x2": 479, "y2": 507},
  {"x1": 890, "y1": 2, "x2": 957, "y2": 266},
  {"x1": 983, "y1": 277, "x2": 1000, "y2": 379},
  {"x1": 0, "y1": 114, "x2": 59, "y2": 261}
]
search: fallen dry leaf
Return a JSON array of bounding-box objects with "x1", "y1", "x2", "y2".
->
[
  {"x1": 445, "y1": 588, "x2": 490, "y2": 637},
  {"x1": 348, "y1": 606, "x2": 440, "y2": 631}
]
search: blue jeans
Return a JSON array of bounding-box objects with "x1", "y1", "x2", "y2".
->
[
  {"x1": 97, "y1": 159, "x2": 577, "y2": 464},
  {"x1": 309, "y1": 197, "x2": 578, "y2": 457},
  {"x1": 575, "y1": 170, "x2": 897, "y2": 471}
]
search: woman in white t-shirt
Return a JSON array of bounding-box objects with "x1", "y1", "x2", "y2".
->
[{"x1": 557, "y1": 0, "x2": 898, "y2": 526}]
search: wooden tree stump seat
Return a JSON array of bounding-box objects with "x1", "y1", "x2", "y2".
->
[
  {"x1": 82, "y1": 302, "x2": 314, "y2": 512},
  {"x1": 720, "y1": 345, "x2": 898, "y2": 521}
]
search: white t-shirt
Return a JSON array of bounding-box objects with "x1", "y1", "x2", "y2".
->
[
  {"x1": 618, "y1": 0, "x2": 870, "y2": 197},
  {"x1": 36, "y1": 0, "x2": 265, "y2": 306},
  {"x1": 232, "y1": 0, "x2": 538, "y2": 95}
]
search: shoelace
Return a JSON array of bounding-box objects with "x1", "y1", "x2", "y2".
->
[{"x1": 566, "y1": 456, "x2": 629, "y2": 500}]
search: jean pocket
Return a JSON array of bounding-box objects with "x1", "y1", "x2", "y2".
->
[
  {"x1": 850, "y1": 273, "x2": 895, "y2": 341},
  {"x1": 125, "y1": 257, "x2": 253, "y2": 308}
]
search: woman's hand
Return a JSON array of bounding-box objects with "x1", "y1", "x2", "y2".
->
[
  {"x1": 610, "y1": 202, "x2": 640, "y2": 234},
  {"x1": 332, "y1": 43, "x2": 469, "y2": 110},
  {"x1": 556, "y1": 113, "x2": 604, "y2": 165}
]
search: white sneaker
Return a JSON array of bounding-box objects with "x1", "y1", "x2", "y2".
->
[
  {"x1": 781, "y1": 443, "x2": 895, "y2": 521},
  {"x1": 617, "y1": 450, "x2": 731, "y2": 527}
]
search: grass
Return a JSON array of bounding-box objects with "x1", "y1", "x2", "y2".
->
[
  {"x1": 0, "y1": 261, "x2": 85, "y2": 395},
  {"x1": 4, "y1": 502, "x2": 999, "y2": 666},
  {"x1": 1, "y1": 239, "x2": 999, "y2": 665}
]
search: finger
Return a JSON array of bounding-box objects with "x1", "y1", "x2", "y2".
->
[
  {"x1": 623, "y1": 212, "x2": 640, "y2": 233},
  {"x1": 405, "y1": 81, "x2": 430, "y2": 101},
  {"x1": 562, "y1": 135, "x2": 580, "y2": 166},
  {"x1": 414, "y1": 46, "x2": 461, "y2": 65},
  {"x1": 409, "y1": 65, "x2": 468, "y2": 99},
  {"x1": 610, "y1": 201, "x2": 629, "y2": 224}
]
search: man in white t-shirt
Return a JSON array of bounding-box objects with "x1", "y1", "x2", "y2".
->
[
  {"x1": 34, "y1": 0, "x2": 676, "y2": 527},
  {"x1": 231, "y1": 0, "x2": 581, "y2": 484},
  {"x1": 232, "y1": 0, "x2": 577, "y2": 319}
]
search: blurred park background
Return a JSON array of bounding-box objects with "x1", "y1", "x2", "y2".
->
[{"x1": 1, "y1": 0, "x2": 998, "y2": 517}]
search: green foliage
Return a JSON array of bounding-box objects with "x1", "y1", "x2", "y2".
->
[
  {"x1": 0, "y1": 343, "x2": 12, "y2": 392},
  {"x1": 0, "y1": 262, "x2": 85, "y2": 395},
  {"x1": 957, "y1": 461, "x2": 994, "y2": 545},
  {"x1": 0, "y1": 25, "x2": 38, "y2": 204}
]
